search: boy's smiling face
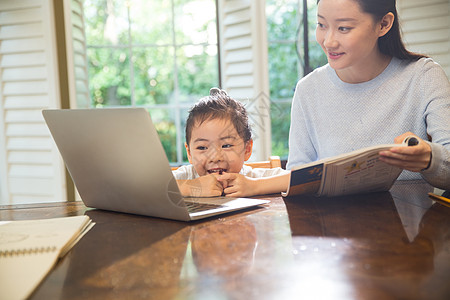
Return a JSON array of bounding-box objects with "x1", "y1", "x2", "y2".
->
[{"x1": 185, "y1": 118, "x2": 252, "y2": 176}]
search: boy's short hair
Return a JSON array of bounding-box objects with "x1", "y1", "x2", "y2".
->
[{"x1": 185, "y1": 88, "x2": 252, "y2": 145}]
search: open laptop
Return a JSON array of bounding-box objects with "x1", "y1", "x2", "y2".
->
[{"x1": 42, "y1": 108, "x2": 269, "y2": 221}]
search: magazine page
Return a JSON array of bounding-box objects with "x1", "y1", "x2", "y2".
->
[
  {"x1": 282, "y1": 163, "x2": 324, "y2": 197},
  {"x1": 318, "y1": 145, "x2": 404, "y2": 196},
  {"x1": 283, "y1": 140, "x2": 412, "y2": 198}
]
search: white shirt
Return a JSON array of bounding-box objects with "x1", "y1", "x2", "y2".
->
[{"x1": 172, "y1": 164, "x2": 289, "y2": 180}]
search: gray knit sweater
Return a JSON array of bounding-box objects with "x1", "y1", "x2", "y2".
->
[{"x1": 287, "y1": 57, "x2": 450, "y2": 190}]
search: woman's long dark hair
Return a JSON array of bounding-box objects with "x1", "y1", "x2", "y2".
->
[{"x1": 317, "y1": 0, "x2": 427, "y2": 61}]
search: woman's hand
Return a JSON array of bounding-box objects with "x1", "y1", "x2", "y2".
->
[{"x1": 379, "y1": 132, "x2": 432, "y2": 172}]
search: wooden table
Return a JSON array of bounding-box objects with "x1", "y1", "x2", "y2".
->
[{"x1": 1, "y1": 180, "x2": 449, "y2": 300}]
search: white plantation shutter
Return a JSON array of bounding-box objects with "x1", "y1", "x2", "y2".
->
[
  {"x1": 398, "y1": 0, "x2": 450, "y2": 78},
  {"x1": 0, "y1": 0, "x2": 88, "y2": 205},
  {"x1": 0, "y1": 0, "x2": 65, "y2": 204},
  {"x1": 61, "y1": 0, "x2": 90, "y2": 201},
  {"x1": 64, "y1": 0, "x2": 90, "y2": 108},
  {"x1": 217, "y1": 0, "x2": 271, "y2": 160}
]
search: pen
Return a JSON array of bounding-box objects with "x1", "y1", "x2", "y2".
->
[
  {"x1": 428, "y1": 192, "x2": 450, "y2": 205},
  {"x1": 403, "y1": 136, "x2": 419, "y2": 146}
]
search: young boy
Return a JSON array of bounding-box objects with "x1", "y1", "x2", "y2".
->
[{"x1": 173, "y1": 88, "x2": 290, "y2": 197}]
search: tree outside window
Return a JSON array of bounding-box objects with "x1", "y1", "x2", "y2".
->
[
  {"x1": 84, "y1": 0, "x2": 219, "y2": 164},
  {"x1": 83, "y1": 0, "x2": 326, "y2": 164},
  {"x1": 266, "y1": 0, "x2": 327, "y2": 160}
]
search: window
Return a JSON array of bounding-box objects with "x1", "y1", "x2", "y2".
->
[
  {"x1": 83, "y1": 0, "x2": 325, "y2": 165},
  {"x1": 266, "y1": 0, "x2": 326, "y2": 160},
  {"x1": 84, "y1": 0, "x2": 219, "y2": 164}
]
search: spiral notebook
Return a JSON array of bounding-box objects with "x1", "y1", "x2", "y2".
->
[{"x1": 0, "y1": 216, "x2": 94, "y2": 300}]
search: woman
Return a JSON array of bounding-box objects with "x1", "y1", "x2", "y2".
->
[{"x1": 287, "y1": 0, "x2": 450, "y2": 190}]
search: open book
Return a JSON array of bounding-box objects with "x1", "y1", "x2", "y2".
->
[
  {"x1": 0, "y1": 215, "x2": 94, "y2": 300},
  {"x1": 282, "y1": 138, "x2": 418, "y2": 197}
]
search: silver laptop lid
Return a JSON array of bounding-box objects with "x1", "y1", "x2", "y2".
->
[{"x1": 43, "y1": 108, "x2": 191, "y2": 221}]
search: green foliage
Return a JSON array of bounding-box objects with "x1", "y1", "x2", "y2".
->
[
  {"x1": 84, "y1": 0, "x2": 218, "y2": 163},
  {"x1": 177, "y1": 47, "x2": 219, "y2": 101},
  {"x1": 84, "y1": 0, "x2": 327, "y2": 163},
  {"x1": 266, "y1": 0, "x2": 327, "y2": 159},
  {"x1": 154, "y1": 118, "x2": 177, "y2": 162},
  {"x1": 87, "y1": 48, "x2": 131, "y2": 106},
  {"x1": 270, "y1": 101, "x2": 292, "y2": 159}
]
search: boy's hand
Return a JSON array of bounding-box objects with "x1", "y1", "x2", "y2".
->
[
  {"x1": 218, "y1": 173, "x2": 257, "y2": 197},
  {"x1": 379, "y1": 132, "x2": 432, "y2": 172},
  {"x1": 178, "y1": 174, "x2": 224, "y2": 197}
]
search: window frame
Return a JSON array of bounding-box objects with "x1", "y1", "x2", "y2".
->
[{"x1": 83, "y1": 0, "x2": 220, "y2": 165}]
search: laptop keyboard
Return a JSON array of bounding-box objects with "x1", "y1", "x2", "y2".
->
[{"x1": 184, "y1": 201, "x2": 224, "y2": 213}]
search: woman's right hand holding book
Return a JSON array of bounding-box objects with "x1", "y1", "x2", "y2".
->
[{"x1": 379, "y1": 132, "x2": 432, "y2": 172}]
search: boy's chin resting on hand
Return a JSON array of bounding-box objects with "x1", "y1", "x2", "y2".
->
[{"x1": 177, "y1": 174, "x2": 225, "y2": 197}]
